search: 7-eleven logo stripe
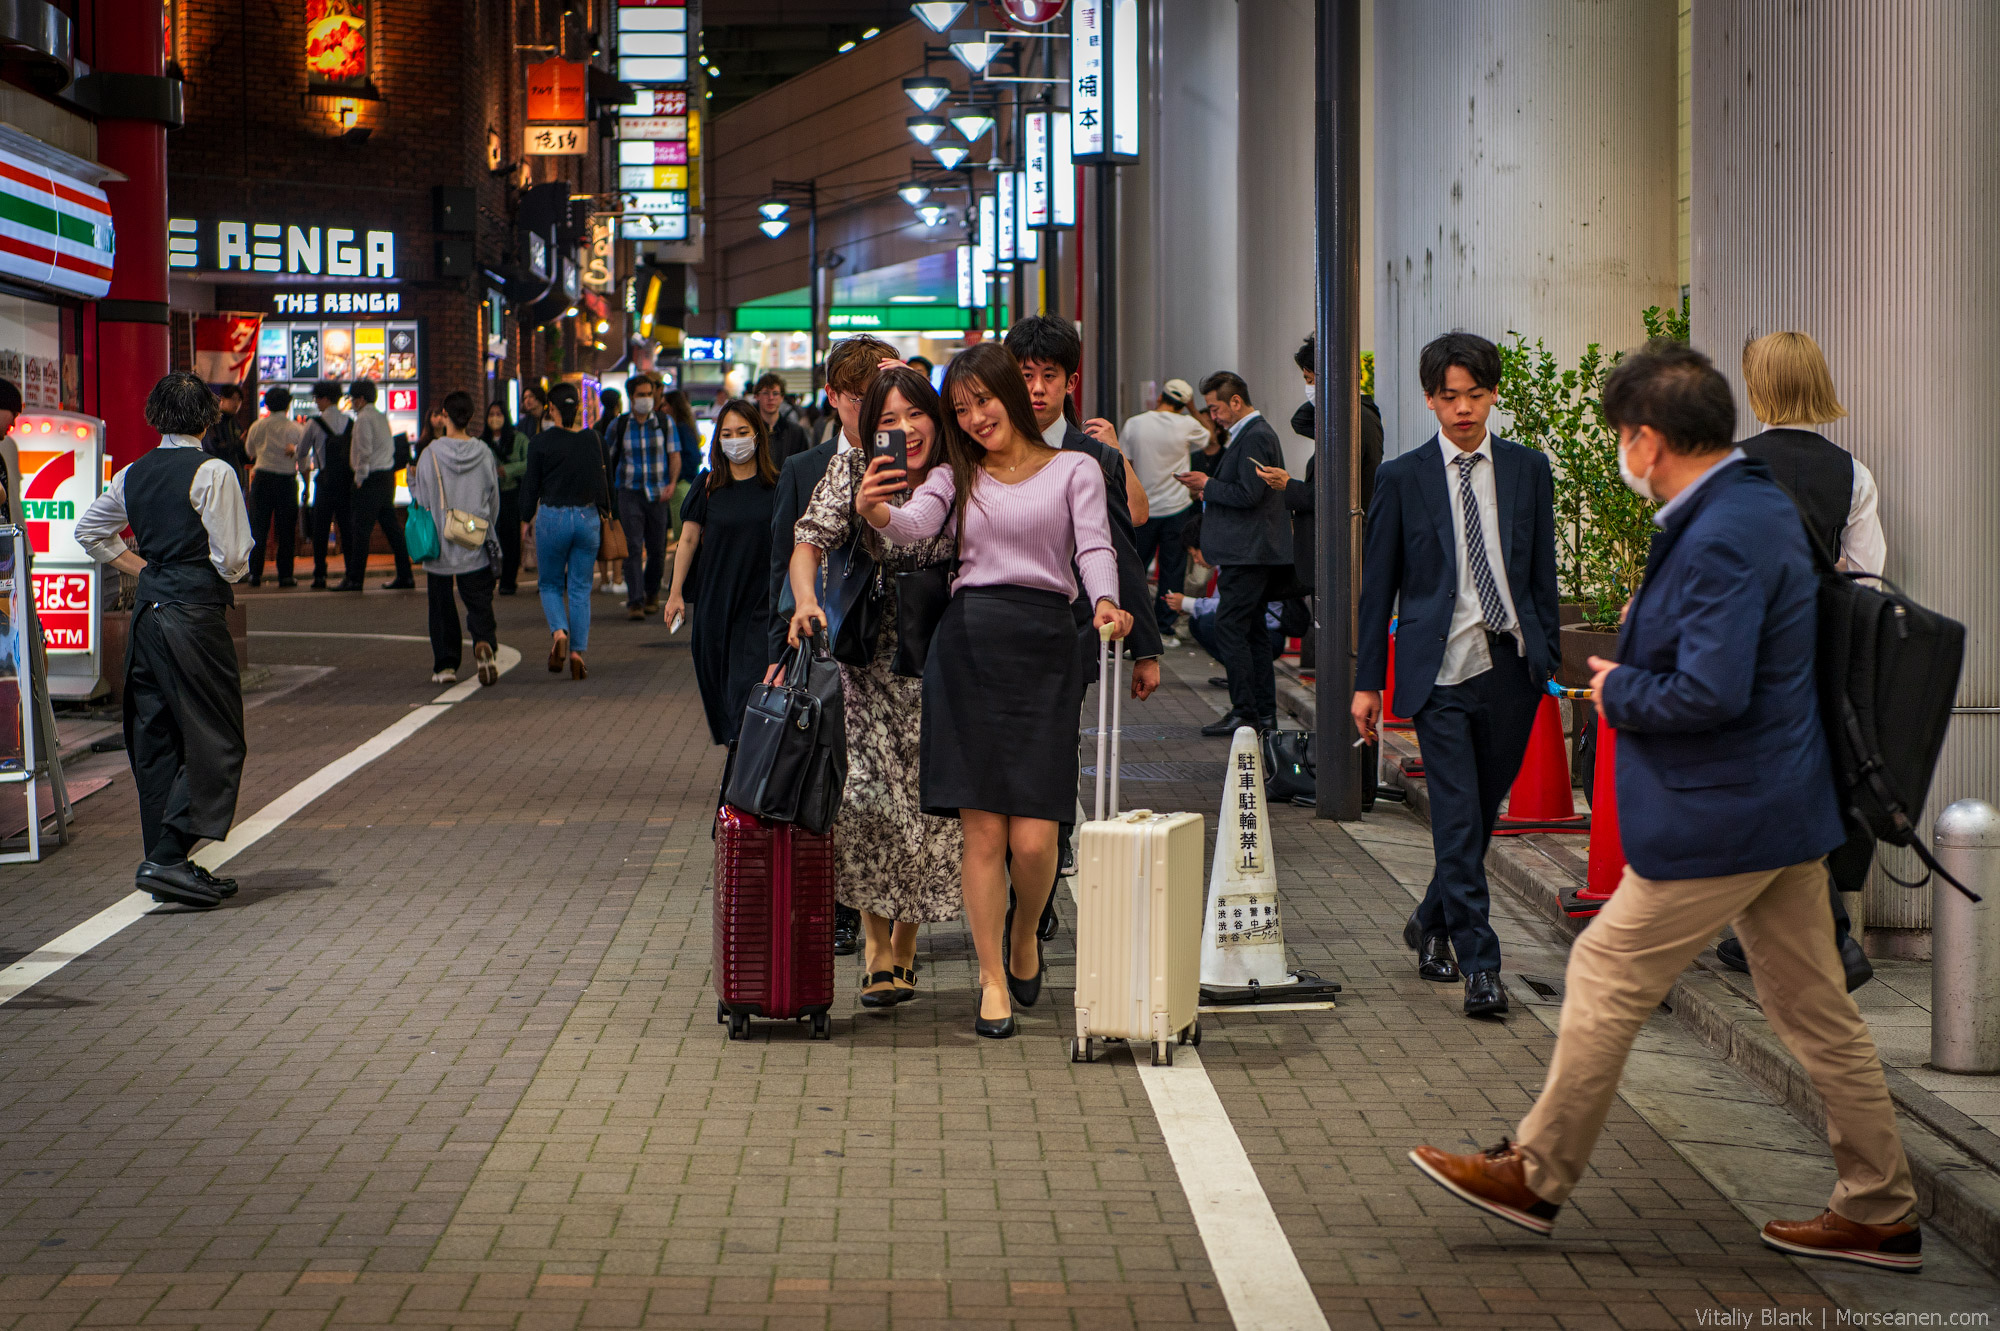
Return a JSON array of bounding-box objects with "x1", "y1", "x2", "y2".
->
[{"x1": 21, "y1": 449, "x2": 75, "y2": 553}]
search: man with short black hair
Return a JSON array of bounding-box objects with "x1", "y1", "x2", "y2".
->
[
  {"x1": 1353, "y1": 332, "x2": 1559, "y2": 1016},
  {"x1": 1409, "y1": 340, "x2": 1921, "y2": 1274},
  {"x1": 75, "y1": 372, "x2": 253, "y2": 910},
  {"x1": 605, "y1": 371, "x2": 678, "y2": 620},
  {"x1": 346, "y1": 378, "x2": 415, "y2": 591},
  {"x1": 300, "y1": 380, "x2": 357, "y2": 590},
  {"x1": 243, "y1": 386, "x2": 302, "y2": 587},
  {"x1": 755, "y1": 371, "x2": 811, "y2": 467}
]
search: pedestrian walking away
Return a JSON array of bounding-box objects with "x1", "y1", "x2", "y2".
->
[
  {"x1": 786, "y1": 364, "x2": 965, "y2": 1009},
  {"x1": 663, "y1": 398, "x2": 779, "y2": 745},
  {"x1": 481, "y1": 401, "x2": 531, "y2": 594},
  {"x1": 412, "y1": 391, "x2": 501, "y2": 687},
  {"x1": 1409, "y1": 340, "x2": 1922, "y2": 1274},
  {"x1": 345, "y1": 378, "x2": 416, "y2": 590},
  {"x1": 74, "y1": 372, "x2": 254, "y2": 910},
  {"x1": 300, "y1": 380, "x2": 357, "y2": 591},
  {"x1": 663, "y1": 387, "x2": 704, "y2": 553},
  {"x1": 1119, "y1": 377, "x2": 1209, "y2": 643},
  {"x1": 242, "y1": 386, "x2": 302, "y2": 587},
  {"x1": 858, "y1": 341, "x2": 1132, "y2": 1041},
  {"x1": 604, "y1": 371, "x2": 680, "y2": 620},
  {"x1": 1353, "y1": 332, "x2": 1560, "y2": 1017},
  {"x1": 521, "y1": 381, "x2": 610, "y2": 680}
]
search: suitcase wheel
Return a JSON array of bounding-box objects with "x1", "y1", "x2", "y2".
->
[
  {"x1": 1177, "y1": 1017, "x2": 1201, "y2": 1047},
  {"x1": 1071, "y1": 1036, "x2": 1097, "y2": 1064},
  {"x1": 716, "y1": 1000, "x2": 728, "y2": 1025},
  {"x1": 811, "y1": 1012, "x2": 832, "y2": 1040},
  {"x1": 1151, "y1": 1040, "x2": 1174, "y2": 1067},
  {"x1": 726, "y1": 1013, "x2": 751, "y2": 1040}
]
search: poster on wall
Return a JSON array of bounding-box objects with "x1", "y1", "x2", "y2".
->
[
  {"x1": 306, "y1": 0, "x2": 370, "y2": 91},
  {"x1": 194, "y1": 314, "x2": 261, "y2": 385}
]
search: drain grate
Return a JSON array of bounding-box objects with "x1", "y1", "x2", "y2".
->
[
  {"x1": 1081, "y1": 762, "x2": 1227, "y2": 783},
  {"x1": 1081, "y1": 724, "x2": 1217, "y2": 742}
]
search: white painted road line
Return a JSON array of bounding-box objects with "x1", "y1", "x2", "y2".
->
[
  {"x1": 1135, "y1": 1047, "x2": 1331, "y2": 1331},
  {"x1": 0, "y1": 644, "x2": 522, "y2": 1009}
]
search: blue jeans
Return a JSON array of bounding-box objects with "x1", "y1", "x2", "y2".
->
[{"x1": 535, "y1": 504, "x2": 600, "y2": 651}]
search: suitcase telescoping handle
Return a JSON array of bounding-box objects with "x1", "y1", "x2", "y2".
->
[{"x1": 1094, "y1": 624, "x2": 1123, "y2": 821}]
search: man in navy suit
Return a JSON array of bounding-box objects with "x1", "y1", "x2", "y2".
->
[
  {"x1": 1409, "y1": 342, "x2": 1919, "y2": 1273},
  {"x1": 1353, "y1": 333, "x2": 1560, "y2": 1017}
]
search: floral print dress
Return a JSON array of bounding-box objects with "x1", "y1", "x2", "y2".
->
[{"x1": 795, "y1": 449, "x2": 964, "y2": 922}]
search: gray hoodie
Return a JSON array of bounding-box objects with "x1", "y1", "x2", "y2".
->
[{"x1": 412, "y1": 436, "x2": 500, "y2": 575}]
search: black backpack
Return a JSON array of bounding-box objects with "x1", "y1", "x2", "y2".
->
[{"x1": 1799, "y1": 519, "x2": 1977, "y2": 901}]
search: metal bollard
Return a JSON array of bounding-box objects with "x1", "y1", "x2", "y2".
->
[{"x1": 1931, "y1": 799, "x2": 2000, "y2": 1073}]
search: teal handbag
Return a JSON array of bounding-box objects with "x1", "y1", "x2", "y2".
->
[{"x1": 403, "y1": 451, "x2": 442, "y2": 563}]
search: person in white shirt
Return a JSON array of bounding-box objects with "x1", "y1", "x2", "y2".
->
[
  {"x1": 242, "y1": 386, "x2": 303, "y2": 586},
  {"x1": 74, "y1": 373, "x2": 254, "y2": 910},
  {"x1": 1119, "y1": 378, "x2": 1210, "y2": 646},
  {"x1": 345, "y1": 379, "x2": 415, "y2": 590}
]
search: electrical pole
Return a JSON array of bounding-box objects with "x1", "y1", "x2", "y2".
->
[{"x1": 1093, "y1": 161, "x2": 1117, "y2": 420}]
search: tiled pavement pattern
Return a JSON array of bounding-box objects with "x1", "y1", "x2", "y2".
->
[{"x1": 0, "y1": 592, "x2": 1985, "y2": 1327}]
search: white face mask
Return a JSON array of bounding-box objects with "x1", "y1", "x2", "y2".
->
[
  {"x1": 1618, "y1": 439, "x2": 1658, "y2": 503},
  {"x1": 631, "y1": 396, "x2": 655, "y2": 417},
  {"x1": 720, "y1": 436, "x2": 757, "y2": 464}
]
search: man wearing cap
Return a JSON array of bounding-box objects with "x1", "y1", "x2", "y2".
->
[{"x1": 1120, "y1": 380, "x2": 1211, "y2": 647}]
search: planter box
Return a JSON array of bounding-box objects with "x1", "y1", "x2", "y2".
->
[{"x1": 1557, "y1": 622, "x2": 1619, "y2": 689}]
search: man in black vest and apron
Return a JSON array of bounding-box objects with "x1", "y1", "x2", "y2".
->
[{"x1": 76, "y1": 373, "x2": 254, "y2": 908}]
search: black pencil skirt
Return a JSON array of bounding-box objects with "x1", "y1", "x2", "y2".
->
[{"x1": 919, "y1": 585, "x2": 1086, "y2": 822}]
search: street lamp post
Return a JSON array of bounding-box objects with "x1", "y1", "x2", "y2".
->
[{"x1": 761, "y1": 179, "x2": 823, "y2": 393}]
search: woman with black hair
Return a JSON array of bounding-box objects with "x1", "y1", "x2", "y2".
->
[
  {"x1": 856, "y1": 342, "x2": 1131, "y2": 1039},
  {"x1": 414, "y1": 391, "x2": 501, "y2": 687},
  {"x1": 662, "y1": 387, "x2": 704, "y2": 550},
  {"x1": 662, "y1": 398, "x2": 777, "y2": 745},
  {"x1": 786, "y1": 365, "x2": 963, "y2": 1008},
  {"x1": 482, "y1": 401, "x2": 532, "y2": 593},
  {"x1": 521, "y1": 381, "x2": 610, "y2": 679}
]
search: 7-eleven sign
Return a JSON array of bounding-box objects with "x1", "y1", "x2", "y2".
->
[{"x1": 14, "y1": 413, "x2": 104, "y2": 558}]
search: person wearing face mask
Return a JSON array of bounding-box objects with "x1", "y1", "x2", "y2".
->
[
  {"x1": 1353, "y1": 332, "x2": 1561, "y2": 1019},
  {"x1": 786, "y1": 366, "x2": 965, "y2": 1009},
  {"x1": 663, "y1": 400, "x2": 779, "y2": 744},
  {"x1": 481, "y1": 402, "x2": 532, "y2": 594},
  {"x1": 521, "y1": 382, "x2": 611, "y2": 679},
  {"x1": 755, "y1": 371, "x2": 812, "y2": 468},
  {"x1": 856, "y1": 342, "x2": 1131, "y2": 1041},
  {"x1": 604, "y1": 372, "x2": 680, "y2": 621}
]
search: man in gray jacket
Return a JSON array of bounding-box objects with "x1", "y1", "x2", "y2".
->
[{"x1": 1177, "y1": 371, "x2": 1294, "y2": 735}]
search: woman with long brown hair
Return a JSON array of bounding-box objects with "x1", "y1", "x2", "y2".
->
[
  {"x1": 786, "y1": 366, "x2": 963, "y2": 1008},
  {"x1": 663, "y1": 399, "x2": 779, "y2": 744},
  {"x1": 856, "y1": 343, "x2": 1131, "y2": 1039}
]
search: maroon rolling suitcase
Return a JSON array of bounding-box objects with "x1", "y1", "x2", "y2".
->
[{"x1": 713, "y1": 803, "x2": 837, "y2": 1039}]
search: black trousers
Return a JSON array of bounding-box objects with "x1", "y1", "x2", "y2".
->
[
  {"x1": 308, "y1": 468, "x2": 356, "y2": 584},
  {"x1": 349, "y1": 471, "x2": 413, "y2": 586},
  {"x1": 1409, "y1": 633, "x2": 1539, "y2": 976},
  {"x1": 426, "y1": 566, "x2": 497, "y2": 671},
  {"x1": 1215, "y1": 563, "x2": 1292, "y2": 721},
  {"x1": 247, "y1": 471, "x2": 298, "y2": 582},
  {"x1": 496, "y1": 487, "x2": 523, "y2": 591},
  {"x1": 123, "y1": 602, "x2": 245, "y2": 862},
  {"x1": 1133, "y1": 512, "x2": 1189, "y2": 636},
  {"x1": 616, "y1": 487, "x2": 672, "y2": 606}
]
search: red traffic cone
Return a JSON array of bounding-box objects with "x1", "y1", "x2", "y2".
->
[
  {"x1": 1495, "y1": 694, "x2": 1588, "y2": 835},
  {"x1": 1384, "y1": 624, "x2": 1413, "y2": 729},
  {"x1": 1573, "y1": 715, "x2": 1627, "y2": 909}
]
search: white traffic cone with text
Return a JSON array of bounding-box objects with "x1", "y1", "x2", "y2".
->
[{"x1": 1198, "y1": 726, "x2": 1342, "y2": 1005}]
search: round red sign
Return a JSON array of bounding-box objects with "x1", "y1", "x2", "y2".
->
[{"x1": 993, "y1": 0, "x2": 1067, "y2": 28}]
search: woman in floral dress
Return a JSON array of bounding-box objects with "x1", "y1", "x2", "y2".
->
[{"x1": 786, "y1": 365, "x2": 962, "y2": 1007}]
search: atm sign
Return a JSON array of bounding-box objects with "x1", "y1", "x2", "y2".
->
[{"x1": 32, "y1": 569, "x2": 93, "y2": 653}]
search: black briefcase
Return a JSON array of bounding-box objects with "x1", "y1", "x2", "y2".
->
[{"x1": 726, "y1": 630, "x2": 846, "y2": 833}]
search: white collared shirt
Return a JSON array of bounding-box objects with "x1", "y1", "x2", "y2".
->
[
  {"x1": 75, "y1": 435, "x2": 254, "y2": 583},
  {"x1": 1226, "y1": 409, "x2": 1263, "y2": 444},
  {"x1": 1436, "y1": 432, "x2": 1524, "y2": 687},
  {"x1": 1041, "y1": 415, "x2": 1067, "y2": 449},
  {"x1": 1652, "y1": 447, "x2": 1745, "y2": 529}
]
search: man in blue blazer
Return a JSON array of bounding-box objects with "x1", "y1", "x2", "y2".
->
[
  {"x1": 1409, "y1": 342, "x2": 1919, "y2": 1273},
  {"x1": 1354, "y1": 333, "x2": 1560, "y2": 1017}
]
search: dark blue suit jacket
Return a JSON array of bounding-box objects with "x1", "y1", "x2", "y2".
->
[
  {"x1": 1356, "y1": 435, "x2": 1561, "y2": 716},
  {"x1": 1602, "y1": 458, "x2": 1844, "y2": 881}
]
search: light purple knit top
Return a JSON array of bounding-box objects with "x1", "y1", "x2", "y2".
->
[{"x1": 877, "y1": 450, "x2": 1119, "y2": 606}]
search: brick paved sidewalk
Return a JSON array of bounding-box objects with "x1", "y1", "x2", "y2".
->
[{"x1": 0, "y1": 594, "x2": 1955, "y2": 1327}]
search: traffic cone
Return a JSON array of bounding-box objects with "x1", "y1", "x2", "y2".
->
[
  {"x1": 1573, "y1": 715, "x2": 1627, "y2": 906},
  {"x1": 1383, "y1": 622, "x2": 1413, "y2": 729},
  {"x1": 1494, "y1": 694, "x2": 1588, "y2": 835}
]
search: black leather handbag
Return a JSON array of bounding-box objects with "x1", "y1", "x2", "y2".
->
[
  {"x1": 1263, "y1": 728, "x2": 1317, "y2": 807},
  {"x1": 725, "y1": 630, "x2": 847, "y2": 833},
  {"x1": 821, "y1": 527, "x2": 884, "y2": 668},
  {"x1": 891, "y1": 561, "x2": 954, "y2": 678}
]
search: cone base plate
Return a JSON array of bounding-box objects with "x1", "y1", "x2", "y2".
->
[
  {"x1": 1200, "y1": 973, "x2": 1343, "y2": 1006},
  {"x1": 1493, "y1": 815, "x2": 1590, "y2": 837}
]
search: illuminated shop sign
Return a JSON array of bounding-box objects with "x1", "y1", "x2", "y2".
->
[
  {"x1": 168, "y1": 218, "x2": 396, "y2": 277},
  {"x1": 306, "y1": 0, "x2": 371, "y2": 91},
  {"x1": 614, "y1": 5, "x2": 700, "y2": 243},
  {"x1": 271, "y1": 290, "x2": 403, "y2": 315},
  {"x1": 1023, "y1": 110, "x2": 1076, "y2": 229},
  {"x1": 256, "y1": 320, "x2": 419, "y2": 383},
  {"x1": 0, "y1": 148, "x2": 114, "y2": 299},
  {"x1": 1070, "y1": 0, "x2": 1138, "y2": 161},
  {"x1": 682, "y1": 336, "x2": 729, "y2": 361}
]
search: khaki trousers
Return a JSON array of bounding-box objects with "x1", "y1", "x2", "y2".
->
[{"x1": 1516, "y1": 857, "x2": 1917, "y2": 1225}]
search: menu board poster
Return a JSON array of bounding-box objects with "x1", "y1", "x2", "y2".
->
[
  {"x1": 387, "y1": 328, "x2": 417, "y2": 380},
  {"x1": 290, "y1": 327, "x2": 321, "y2": 380},
  {"x1": 354, "y1": 325, "x2": 386, "y2": 380},
  {"x1": 320, "y1": 326, "x2": 353, "y2": 381},
  {"x1": 258, "y1": 324, "x2": 290, "y2": 381}
]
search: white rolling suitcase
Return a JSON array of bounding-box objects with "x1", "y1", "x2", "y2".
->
[{"x1": 1072, "y1": 629, "x2": 1205, "y2": 1066}]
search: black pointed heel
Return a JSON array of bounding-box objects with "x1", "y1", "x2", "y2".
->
[
  {"x1": 974, "y1": 1011, "x2": 1017, "y2": 1039},
  {"x1": 1007, "y1": 939, "x2": 1044, "y2": 1009},
  {"x1": 858, "y1": 970, "x2": 902, "y2": 1008},
  {"x1": 890, "y1": 965, "x2": 918, "y2": 1004}
]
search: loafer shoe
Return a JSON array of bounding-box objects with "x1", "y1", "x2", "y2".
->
[
  {"x1": 832, "y1": 905, "x2": 861, "y2": 957},
  {"x1": 1761, "y1": 1209, "x2": 1921, "y2": 1272},
  {"x1": 1403, "y1": 909, "x2": 1423, "y2": 951},
  {"x1": 1716, "y1": 934, "x2": 1751, "y2": 974},
  {"x1": 1207, "y1": 676, "x2": 1230, "y2": 689},
  {"x1": 1716, "y1": 933, "x2": 1873, "y2": 992},
  {"x1": 1420, "y1": 935, "x2": 1460, "y2": 983},
  {"x1": 1409, "y1": 1140, "x2": 1560, "y2": 1236},
  {"x1": 1464, "y1": 970, "x2": 1508, "y2": 1017},
  {"x1": 1201, "y1": 710, "x2": 1252, "y2": 737},
  {"x1": 136, "y1": 860, "x2": 221, "y2": 909},
  {"x1": 191, "y1": 863, "x2": 238, "y2": 898}
]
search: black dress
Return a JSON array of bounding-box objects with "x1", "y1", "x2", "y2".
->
[{"x1": 682, "y1": 476, "x2": 776, "y2": 744}]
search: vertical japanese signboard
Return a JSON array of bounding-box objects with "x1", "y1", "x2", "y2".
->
[
  {"x1": 1024, "y1": 109, "x2": 1077, "y2": 229},
  {"x1": 616, "y1": 1, "x2": 700, "y2": 244},
  {"x1": 19, "y1": 411, "x2": 105, "y2": 697},
  {"x1": 1070, "y1": 0, "x2": 1138, "y2": 162}
]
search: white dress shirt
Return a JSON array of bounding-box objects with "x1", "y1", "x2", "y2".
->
[
  {"x1": 352, "y1": 404, "x2": 394, "y2": 482},
  {"x1": 1436, "y1": 432, "x2": 1524, "y2": 687},
  {"x1": 1754, "y1": 422, "x2": 1885, "y2": 575},
  {"x1": 1041, "y1": 416, "x2": 1068, "y2": 449},
  {"x1": 1226, "y1": 409, "x2": 1263, "y2": 444},
  {"x1": 75, "y1": 435, "x2": 254, "y2": 584}
]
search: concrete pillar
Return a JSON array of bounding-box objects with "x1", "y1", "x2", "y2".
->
[
  {"x1": 1372, "y1": 0, "x2": 1677, "y2": 460},
  {"x1": 1691, "y1": 1, "x2": 2000, "y2": 951}
]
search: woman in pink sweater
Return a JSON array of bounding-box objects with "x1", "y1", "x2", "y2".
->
[{"x1": 858, "y1": 342, "x2": 1132, "y2": 1040}]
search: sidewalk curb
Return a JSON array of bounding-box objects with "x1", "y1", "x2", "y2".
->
[{"x1": 1279, "y1": 668, "x2": 2000, "y2": 1273}]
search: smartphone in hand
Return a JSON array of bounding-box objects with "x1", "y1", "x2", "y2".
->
[{"x1": 870, "y1": 428, "x2": 909, "y2": 488}]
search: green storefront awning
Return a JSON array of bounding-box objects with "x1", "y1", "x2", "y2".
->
[{"x1": 731, "y1": 304, "x2": 1006, "y2": 334}]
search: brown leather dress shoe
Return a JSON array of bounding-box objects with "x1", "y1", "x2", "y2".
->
[
  {"x1": 1761, "y1": 1209, "x2": 1921, "y2": 1272},
  {"x1": 1409, "y1": 1140, "x2": 1561, "y2": 1235}
]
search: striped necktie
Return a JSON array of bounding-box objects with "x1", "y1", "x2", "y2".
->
[{"x1": 1455, "y1": 451, "x2": 1511, "y2": 633}]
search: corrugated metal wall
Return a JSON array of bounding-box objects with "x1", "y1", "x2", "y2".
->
[
  {"x1": 1691, "y1": 0, "x2": 2000, "y2": 939},
  {"x1": 1372, "y1": 0, "x2": 1678, "y2": 457}
]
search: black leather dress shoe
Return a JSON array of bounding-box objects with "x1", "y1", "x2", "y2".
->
[
  {"x1": 1419, "y1": 936, "x2": 1460, "y2": 982},
  {"x1": 1201, "y1": 710, "x2": 1252, "y2": 737},
  {"x1": 1717, "y1": 933, "x2": 1873, "y2": 992},
  {"x1": 1208, "y1": 676, "x2": 1230, "y2": 689},
  {"x1": 1464, "y1": 970, "x2": 1509, "y2": 1017},
  {"x1": 1403, "y1": 909, "x2": 1423, "y2": 951},
  {"x1": 136, "y1": 861, "x2": 220, "y2": 908},
  {"x1": 975, "y1": 1010, "x2": 1018, "y2": 1039},
  {"x1": 832, "y1": 905, "x2": 860, "y2": 956},
  {"x1": 1007, "y1": 939, "x2": 1044, "y2": 1009},
  {"x1": 191, "y1": 864, "x2": 238, "y2": 898},
  {"x1": 277, "y1": 577, "x2": 298, "y2": 588},
  {"x1": 380, "y1": 579, "x2": 417, "y2": 590}
]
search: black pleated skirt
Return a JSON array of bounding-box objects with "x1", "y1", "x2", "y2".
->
[{"x1": 919, "y1": 585, "x2": 1086, "y2": 822}]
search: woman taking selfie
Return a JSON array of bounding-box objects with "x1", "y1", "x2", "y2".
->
[
  {"x1": 663, "y1": 399, "x2": 778, "y2": 745},
  {"x1": 521, "y1": 381, "x2": 609, "y2": 679},
  {"x1": 857, "y1": 343, "x2": 1131, "y2": 1039},
  {"x1": 787, "y1": 366, "x2": 963, "y2": 1009},
  {"x1": 483, "y1": 402, "x2": 531, "y2": 594}
]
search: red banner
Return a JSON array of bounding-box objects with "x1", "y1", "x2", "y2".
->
[{"x1": 194, "y1": 314, "x2": 261, "y2": 386}]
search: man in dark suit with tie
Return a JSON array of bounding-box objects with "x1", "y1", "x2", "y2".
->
[
  {"x1": 1353, "y1": 333, "x2": 1560, "y2": 1017},
  {"x1": 1409, "y1": 341, "x2": 1919, "y2": 1272}
]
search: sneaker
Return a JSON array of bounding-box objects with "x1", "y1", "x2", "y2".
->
[
  {"x1": 432, "y1": 669, "x2": 457, "y2": 684},
  {"x1": 1409, "y1": 1140, "x2": 1561, "y2": 1236},
  {"x1": 606, "y1": 581, "x2": 628, "y2": 597},
  {"x1": 1761, "y1": 1210, "x2": 1921, "y2": 1272},
  {"x1": 475, "y1": 642, "x2": 498, "y2": 687},
  {"x1": 627, "y1": 605, "x2": 645, "y2": 621},
  {"x1": 1160, "y1": 633, "x2": 1182, "y2": 648}
]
